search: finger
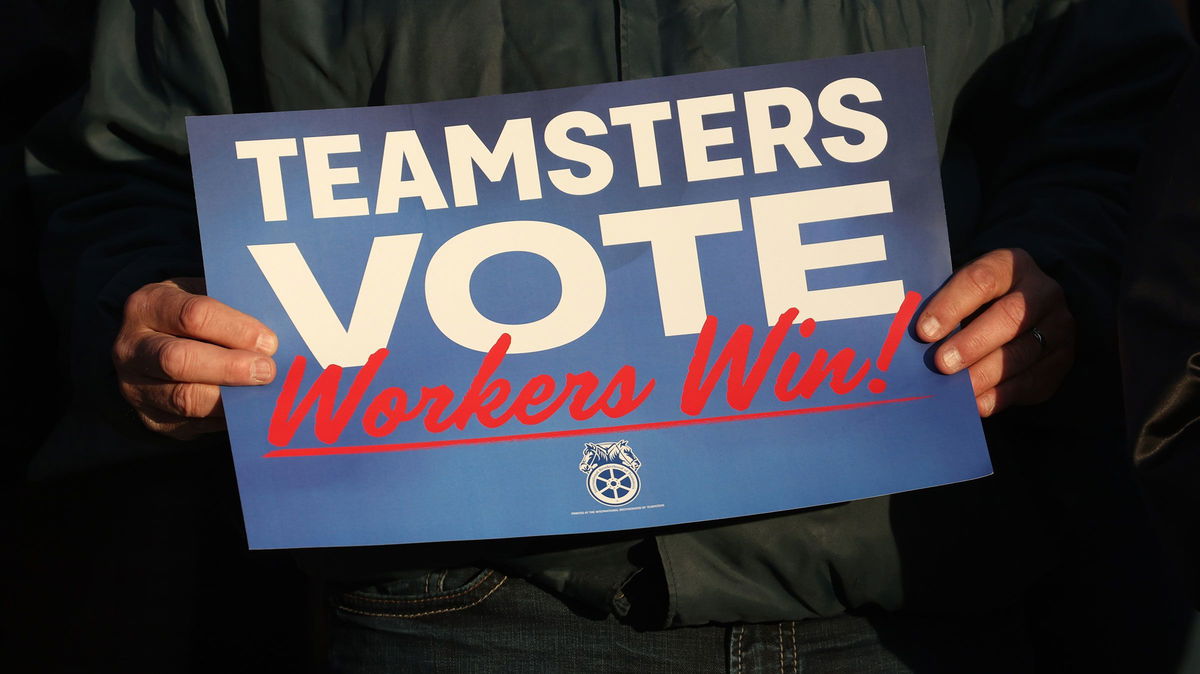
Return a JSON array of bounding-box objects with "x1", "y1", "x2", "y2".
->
[
  {"x1": 119, "y1": 374, "x2": 224, "y2": 419},
  {"x1": 965, "y1": 325, "x2": 1050, "y2": 396},
  {"x1": 965, "y1": 303, "x2": 1076, "y2": 392},
  {"x1": 124, "y1": 280, "x2": 277, "y2": 354},
  {"x1": 934, "y1": 278, "x2": 1057, "y2": 374},
  {"x1": 135, "y1": 405, "x2": 228, "y2": 440},
  {"x1": 917, "y1": 249, "x2": 1034, "y2": 342},
  {"x1": 120, "y1": 331, "x2": 275, "y2": 386},
  {"x1": 972, "y1": 308, "x2": 1076, "y2": 416},
  {"x1": 976, "y1": 348, "x2": 1073, "y2": 417}
]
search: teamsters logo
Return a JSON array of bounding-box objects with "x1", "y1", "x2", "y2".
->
[{"x1": 579, "y1": 440, "x2": 642, "y2": 506}]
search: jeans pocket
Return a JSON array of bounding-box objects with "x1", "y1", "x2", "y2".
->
[{"x1": 334, "y1": 567, "x2": 508, "y2": 619}]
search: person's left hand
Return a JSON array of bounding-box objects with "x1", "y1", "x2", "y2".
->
[{"x1": 916, "y1": 248, "x2": 1075, "y2": 417}]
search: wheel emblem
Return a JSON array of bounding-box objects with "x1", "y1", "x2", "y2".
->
[
  {"x1": 579, "y1": 440, "x2": 642, "y2": 507},
  {"x1": 587, "y1": 463, "x2": 641, "y2": 506}
]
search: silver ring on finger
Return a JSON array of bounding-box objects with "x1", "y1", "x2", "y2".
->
[{"x1": 1030, "y1": 326, "x2": 1047, "y2": 352}]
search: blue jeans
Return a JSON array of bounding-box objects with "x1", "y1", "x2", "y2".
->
[{"x1": 327, "y1": 568, "x2": 1033, "y2": 672}]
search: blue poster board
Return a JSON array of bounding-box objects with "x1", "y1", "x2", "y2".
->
[{"x1": 188, "y1": 47, "x2": 989, "y2": 550}]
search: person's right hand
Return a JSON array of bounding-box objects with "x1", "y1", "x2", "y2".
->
[{"x1": 113, "y1": 277, "x2": 278, "y2": 439}]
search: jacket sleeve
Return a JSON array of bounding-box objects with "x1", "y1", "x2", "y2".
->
[
  {"x1": 951, "y1": 0, "x2": 1193, "y2": 430},
  {"x1": 26, "y1": 0, "x2": 247, "y2": 473}
]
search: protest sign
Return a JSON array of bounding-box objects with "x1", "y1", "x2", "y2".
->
[{"x1": 188, "y1": 47, "x2": 990, "y2": 549}]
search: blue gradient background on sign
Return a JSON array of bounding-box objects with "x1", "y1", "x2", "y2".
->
[{"x1": 187, "y1": 48, "x2": 990, "y2": 549}]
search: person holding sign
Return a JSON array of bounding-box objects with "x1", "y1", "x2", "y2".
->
[
  {"x1": 25, "y1": 0, "x2": 1195, "y2": 671},
  {"x1": 113, "y1": 237, "x2": 1071, "y2": 434}
]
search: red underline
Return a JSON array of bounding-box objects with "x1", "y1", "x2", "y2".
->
[{"x1": 262, "y1": 395, "x2": 932, "y2": 458}]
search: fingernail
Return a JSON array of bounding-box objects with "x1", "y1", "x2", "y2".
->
[
  {"x1": 920, "y1": 315, "x2": 941, "y2": 340},
  {"x1": 941, "y1": 346, "x2": 962, "y2": 372},
  {"x1": 256, "y1": 333, "x2": 278, "y2": 355},
  {"x1": 251, "y1": 358, "x2": 272, "y2": 384},
  {"x1": 978, "y1": 392, "x2": 995, "y2": 417}
]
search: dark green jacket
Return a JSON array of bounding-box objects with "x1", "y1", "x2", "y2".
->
[{"x1": 28, "y1": 0, "x2": 1192, "y2": 626}]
